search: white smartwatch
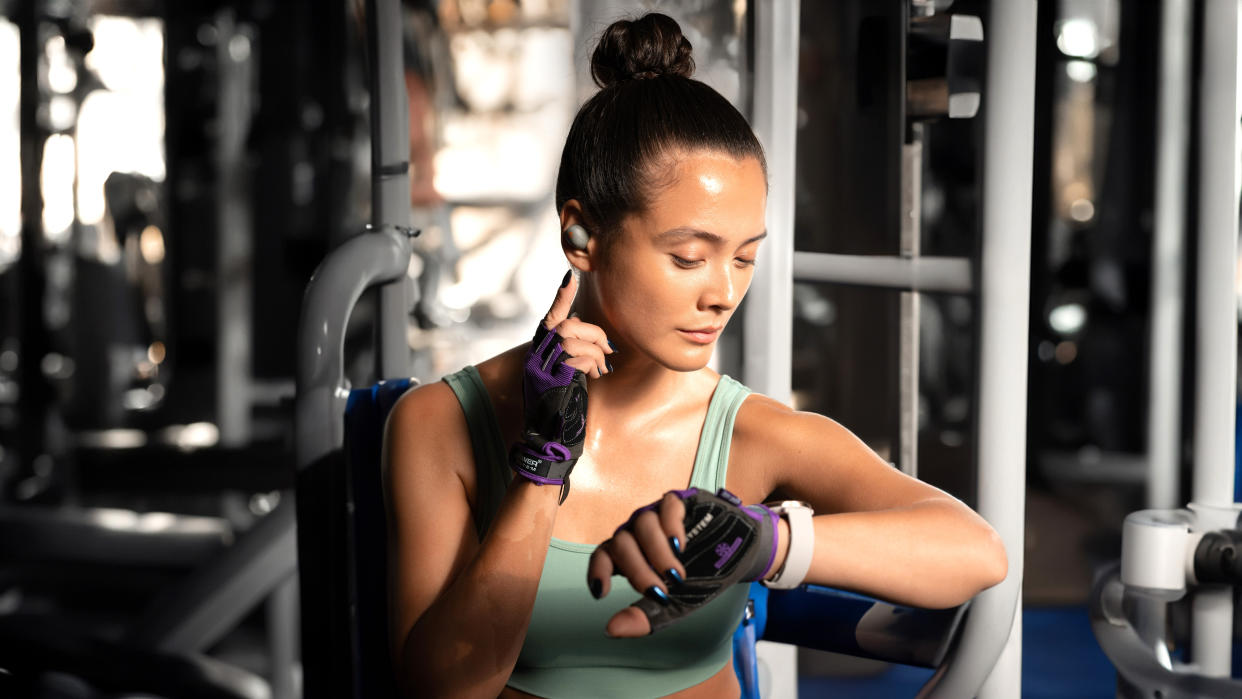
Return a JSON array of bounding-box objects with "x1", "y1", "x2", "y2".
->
[{"x1": 761, "y1": 500, "x2": 815, "y2": 590}]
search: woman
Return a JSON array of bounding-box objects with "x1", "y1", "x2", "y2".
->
[{"x1": 384, "y1": 13, "x2": 1007, "y2": 698}]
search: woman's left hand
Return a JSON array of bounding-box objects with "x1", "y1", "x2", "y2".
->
[{"x1": 587, "y1": 488, "x2": 781, "y2": 637}]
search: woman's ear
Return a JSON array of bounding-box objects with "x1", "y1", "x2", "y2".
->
[{"x1": 559, "y1": 199, "x2": 596, "y2": 272}]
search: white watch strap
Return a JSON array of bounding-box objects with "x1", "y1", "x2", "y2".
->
[{"x1": 763, "y1": 501, "x2": 814, "y2": 590}]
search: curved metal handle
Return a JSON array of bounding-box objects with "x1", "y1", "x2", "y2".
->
[
  {"x1": 294, "y1": 225, "x2": 412, "y2": 472},
  {"x1": 1089, "y1": 563, "x2": 1242, "y2": 698}
]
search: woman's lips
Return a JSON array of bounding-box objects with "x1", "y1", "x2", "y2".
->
[{"x1": 678, "y1": 327, "x2": 722, "y2": 344}]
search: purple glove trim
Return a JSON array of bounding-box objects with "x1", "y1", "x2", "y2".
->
[
  {"x1": 743, "y1": 504, "x2": 781, "y2": 581},
  {"x1": 519, "y1": 442, "x2": 573, "y2": 463}
]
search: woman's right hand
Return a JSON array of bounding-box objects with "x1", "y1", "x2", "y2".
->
[
  {"x1": 541, "y1": 270, "x2": 614, "y2": 378},
  {"x1": 508, "y1": 271, "x2": 615, "y2": 500},
  {"x1": 588, "y1": 488, "x2": 781, "y2": 637}
]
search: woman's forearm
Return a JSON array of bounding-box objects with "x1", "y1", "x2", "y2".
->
[
  {"x1": 398, "y1": 478, "x2": 560, "y2": 697},
  {"x1": 802, "y1": 498, "x2": 1007, "y2": 609}
]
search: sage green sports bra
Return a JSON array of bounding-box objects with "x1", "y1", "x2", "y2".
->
[{"x1": 443, "y1": 365, "x2": 753, "y2": 698}]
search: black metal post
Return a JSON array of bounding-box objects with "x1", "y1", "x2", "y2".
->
[{"x1": 15, "y1": 0, "x2": 50, "y2": 497}]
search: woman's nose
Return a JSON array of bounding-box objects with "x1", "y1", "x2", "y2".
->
[{"x1": 699, "y1": 264, "x2": 739, "y2": 311}]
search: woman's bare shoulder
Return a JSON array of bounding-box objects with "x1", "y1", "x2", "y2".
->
[
  {"x1": 734, "y1": 390, "x2": 863, "y2": 442},
  {"x1": 385, "y1": 378, "x2": 470, "y2": 476},
  {"x1": 385, "y1": 345, "x2": 527, "y2": 463},
  {"x1": 729, "y1": 392, "x2": 863, "y2": 497},
  {"x1": 734, "y1": 391, "x2": 806, "y2": 432},
  {"x1": 473, "y1": 344, "x2": 527, "y2": 420}
]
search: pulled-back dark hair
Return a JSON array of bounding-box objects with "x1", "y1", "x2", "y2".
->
[{"x1": 555, "y1": 13, "x2": 767, "y2": 240}]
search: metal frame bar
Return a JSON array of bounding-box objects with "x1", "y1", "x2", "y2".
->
[
  {"x1": 1191, "y1": 0, "x2": 1240, "y2": 516},
  {"x1": 128, "y1": 499, "x2": 298, "y2": 652},
  {"x1": 920, "y1": 1, "x2": 1035, "y2": 696},
  {"x1": 900, "y1": 140, "x2": 924, "y2": 477},
  {"x1": 746, "y1": 0, "x2": 798, "y2": 405},
  {"x1": 367, "y1": 0, "x2": 413, "y2": 379},
  {"x1": 1146, "y1": 0, "x2": 1192, "y2": 511},
  {"x1": 15, "y1": 0, "x2": 51, "y2": 486},
  {"x1": 792, "y1": 252, "x2": 972, "y2": 293},
  {"x1": 216, "y1": 10, "x2": 254, "y2": 447},
  {"x1": 267, "y1": 576, "x2": 299, "y2": 699},
  {"x1": 1189, "y1": 0, "x2": 1241, "y2": 677},
  {"x1": 746, "y1": 1, "x2": 800, "y2": 695}
]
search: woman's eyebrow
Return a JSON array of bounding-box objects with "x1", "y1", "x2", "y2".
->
[{"x1": 655, "y1": 228, "x2": 768, "y2": 246}]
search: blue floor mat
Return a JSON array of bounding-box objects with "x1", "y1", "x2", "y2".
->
[
  {"x1": 797, "y1": 606, "x2": 1116, "y2": 698},
  {"x1": 798, "y1": 664, "x2": 934, "y2": 698},
  {"x1": 1021, "y1": 607, "x2": 1115, "y2": 698}
]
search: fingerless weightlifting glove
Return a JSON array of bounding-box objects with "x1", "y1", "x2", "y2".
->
[
  {"x1": 630, "y1": 488, "x2": 779, "y2": 633},
  {"x1": 508, "y1": 323, "x2": 588, "y2": 504}
]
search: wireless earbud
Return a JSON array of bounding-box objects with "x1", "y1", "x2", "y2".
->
[{"x1": 566, "y1": 224, "x2": 591, "y2": 250}]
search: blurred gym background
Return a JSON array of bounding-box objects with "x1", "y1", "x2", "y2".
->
[{"x1": 0, "y1": 0, "x2": 1236, "y2": 697}]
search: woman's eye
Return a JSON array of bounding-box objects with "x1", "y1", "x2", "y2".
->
[
  {"x1": 735, "y1": 257, "x2": 757, "y2": 268},
  {"x1": 671, "y1": 255, "x2": 702, "y2": 268}
]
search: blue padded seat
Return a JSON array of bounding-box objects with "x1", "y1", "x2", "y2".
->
[{"x1": 344, "y1": 378, "x2": 417, "y2": 699}]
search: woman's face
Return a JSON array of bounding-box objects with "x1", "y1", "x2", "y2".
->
[{"x1": 590, "y1": 149, "x2": 767, "y2": 372}]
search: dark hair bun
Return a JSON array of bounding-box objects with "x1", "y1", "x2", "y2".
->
[{"x1": 590, "y1": 13, "x2": 695, "y2": 88}]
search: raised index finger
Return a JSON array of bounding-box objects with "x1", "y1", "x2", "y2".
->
[{"x1": 544, "y1": 270, "x2": 579, "y2": 330}]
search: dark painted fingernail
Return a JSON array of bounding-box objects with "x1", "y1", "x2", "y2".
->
[
  {"x1": 607, "y1": 340, "x2": 618, "y2": 352},
  {"x1": 666, "y1": 568, "x2": 683, "y2": 584},
  {"x1": 645, "y1": 585, "x2": 671, "y2": 606},
  {"x1": 606, "y1": 361, "x2": 614, "y2": 373},
  {"x1": 669, "y1": 536, "x2": 681, "y2": 554},
  {"x1": 589, "y1": 578, "x2": 603, "y2": 599},
  {"x1": 560, "y1": 270, "x2": 572, "y2": 288}
]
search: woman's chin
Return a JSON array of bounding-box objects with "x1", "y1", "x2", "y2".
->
[{"x1": 658, "y1": 346, "x2": 715, "y2": 373}]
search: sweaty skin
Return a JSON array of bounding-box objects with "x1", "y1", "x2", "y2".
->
[{"x1": 386, "y1": 150, "x2": 1007, "y2": 698}]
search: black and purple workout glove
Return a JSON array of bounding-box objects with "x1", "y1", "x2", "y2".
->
[
  {"x1": 508, "y1": 322, "x2": 589, "y2": 504},
  {"x1": 628, "y1": 488, "x2": 779, "y2": 633}
]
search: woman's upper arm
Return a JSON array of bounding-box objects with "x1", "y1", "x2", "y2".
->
[
  {"x1": 734, "y1": 395, "x2": 949, "y2": 514},
  {"x1": 383, "y1": 380, "x2": 481, "y2": 659}
]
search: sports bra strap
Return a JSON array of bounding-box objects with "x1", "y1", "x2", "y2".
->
[
  {"x1": 443, "y1": 366, "x2": 509, "y2": 538},
  {"x1": 689, "y1": 375, "x2": 751, "y2": 493}
]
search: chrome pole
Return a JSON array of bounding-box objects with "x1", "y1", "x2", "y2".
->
[
  {"x1": 747, "y1": 2, "x2": 800, "y2": 696},
  {"x1": 367, "y1": 0, "x2": 413, "y2": 379},
  {"x1": 920, "y1": 1, "x2": 1036, "y2": 696},
  {"x1": 745, "y1": 0, "x2": 799, "y2": 406},
  {"x1": 1146, "y1": 0, "x2": 1191, "y2": 511},
  {"x1": 1189, "y1": 0, "x2": 1241, "y2": 678}
]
